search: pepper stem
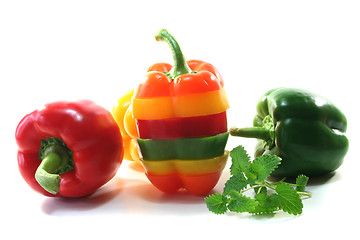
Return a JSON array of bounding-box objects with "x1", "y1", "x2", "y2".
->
[
  {"x1": 230, "y1": 115, "x2": 276, "y2": 147},
  {"x1": 35, "y1": 152, "x2": 62, "y2": 195},
  {"x1": 35, "y1": 137, "x2": 74, "y2": 195},
  {"x1": 155, "y1": 29, "x2": 192, "y2": 79},
  {"x1": 230, "y1": 127, "x2": 271, "y2": 142}
]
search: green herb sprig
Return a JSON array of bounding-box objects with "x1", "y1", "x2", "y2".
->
[{"x1": 205, "y1": 145, "x2": 311, "y2": 215}]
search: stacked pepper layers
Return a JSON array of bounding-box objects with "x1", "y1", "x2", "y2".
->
[{"x1": 132, "y1": 30, "x2": 230, "y2": 195}]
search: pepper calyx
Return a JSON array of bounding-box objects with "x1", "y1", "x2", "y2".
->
[{"x1": 262, "y1": 115, "x2": 275, "y2": 148}]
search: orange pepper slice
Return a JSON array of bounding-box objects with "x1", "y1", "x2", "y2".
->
[{"x1": 132, "y1": 88, "x2": 229, "y2": 120}]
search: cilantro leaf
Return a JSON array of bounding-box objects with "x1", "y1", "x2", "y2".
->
[
  {"x1": 251, "y1": 155, "x2": 282, "y2": 181},
  {"x1": 229, "y1": 145, "x2": 251, "y2": 176},
  {"x1": 205, "y1": 193, "x2": 228, "y2": 214},
  {"x1": 274, "y1": 182, "x2": 303, "y2": 215},
  {"x1": 296, "y1": 174, "x2": 309, "y2": 192},
  {"x1": 228, "y1": 190, "x2": 258, "y2": 213}
]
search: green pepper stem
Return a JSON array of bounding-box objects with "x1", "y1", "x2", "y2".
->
[
  {"x1": 155, "y1": 29, "x2": 192, "y2": 79},
  {"x1": 35, "y1": 137, "x2": 74, "y2": 195},
  {"x1": 230, "y1": 127, "x2": 271, "y2": 142},
  {"x1": 35, "y1": 152, "x2": 63, "y2": 195}
]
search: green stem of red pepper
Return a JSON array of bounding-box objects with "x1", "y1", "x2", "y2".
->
[
  {"x1": 35, "y1": 153, "x2": 62, "y2": 194},
  {"x1": 35, "y1": 137, "x2": 74, "y2": 195},
  {"x1": 155, "y1": 29, "x2": 192, "y2": 79}
]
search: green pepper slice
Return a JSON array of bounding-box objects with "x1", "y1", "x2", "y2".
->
[{"x1": 136, "y1": 132, "x2": 229, "y2": 160}]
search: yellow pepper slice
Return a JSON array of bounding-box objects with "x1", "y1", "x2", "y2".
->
[
  {"x1": 132, "y1": 88, "x2": 229, "y2": 120},
  {"x1": 139, "y1": 151, "x2": 229, "y2": 175}
]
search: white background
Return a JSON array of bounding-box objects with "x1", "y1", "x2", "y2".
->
[{"x1": 1, "y1": 0, "x2": 359, "y2": 239}]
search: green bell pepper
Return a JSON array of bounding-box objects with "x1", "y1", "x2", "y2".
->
[{"x1": 230, "y1": 87, "x2": 349, "y2": 178}]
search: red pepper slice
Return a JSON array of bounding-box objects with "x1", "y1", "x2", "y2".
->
[
  {"x1": 136, "y1": 111, "x2": 227, "y2": 139},
  {"x1": 15, "y1": 100, "x2": 123, "y2": 197}
]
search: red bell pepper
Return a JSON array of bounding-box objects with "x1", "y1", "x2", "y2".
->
[{"x1": 15, "y1": 100, "x2": 123, "y2": 197}]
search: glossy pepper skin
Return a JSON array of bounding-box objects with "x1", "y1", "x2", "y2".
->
[
  {"x1": 137, "y1": 132, "x2": 229, "y2": 160},
  {"x1": 133, "y1": 29, "x2": 229, "y2": 195},
  {"x1": 230, "y1": 87, "x2": 349, "y2": 178},
  {"x1": 16, "y1": 100, "x2": 123, "y2": 197}
]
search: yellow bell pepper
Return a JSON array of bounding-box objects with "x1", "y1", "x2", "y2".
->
[{"x1": 112, "y1": 89, "x2": 139, "y2": 162}]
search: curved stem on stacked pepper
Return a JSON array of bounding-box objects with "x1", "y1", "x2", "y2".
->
[{"x1": 155, "y1": 29, "x2": 192, "y2": 79}]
